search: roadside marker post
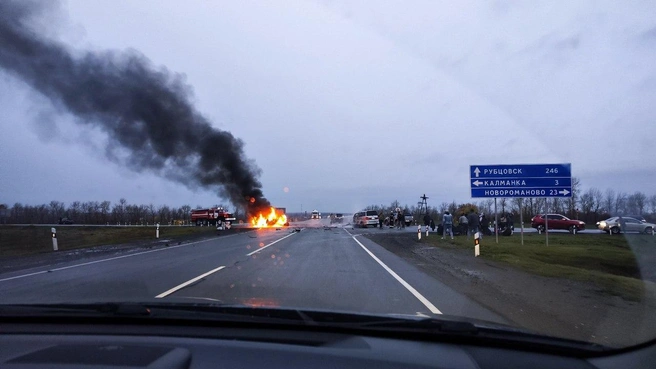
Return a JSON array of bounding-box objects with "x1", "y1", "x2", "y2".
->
[
  {"x1": 51, "y1": 227, "x2": 58, "y2": 251},
  {"x1": 425, "y1": 225, "x2": 429, "y2": 237},
  {"x1": 156, "y1": 223, "x2": 160, "y2": 239},
  {"x1": 474, "y1": 232, "x2": 480, "y2": 257},
  {"x1": 417, "y1": 225, "x2": 422, "y2": 240}
]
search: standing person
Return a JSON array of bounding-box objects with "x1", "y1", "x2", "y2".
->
[
  {"x1": 378, "y1": 212, "x2": 384, "y2": 229},
  {"x1": 423, "y1": 213, "x2": 431, "y2": 227},
  {"x1": 498, "y1": 214, "x2": 506, "y2": 234},
  {"x1": 442, "y1": 211, "x2": 454, "y2": 240},
  {"x1": 459, "y1": 213, "x2": 468, "y2": 236},
  {"x1": 618, "y1": 216, "x2": 626, "y2": 234},
  {"x1": 394, "y1": 207, "x2": 404, "y2": 229},
  {"x1": 467, "y1": 209, "x2": 480, "y2": 239},
  {"x1": 480, "y1": 213, "x2": 490, "y2": 236}
]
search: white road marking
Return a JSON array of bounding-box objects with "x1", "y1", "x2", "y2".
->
[
  {"x1": 0, "y1": 232, "x2": 246, "y2": 283},
  {"x1": 345, "y1": 229, "x2": 442, "y2": 315},
  {"x1": 246, "y1": 231, "x2": 298, "y2": 256},
  {"x1": 155, "y1": 266, "x2": 225, "y2": 298},
  {"x1": 0, "y1": 270, "x2": 47, "y2": 282}
]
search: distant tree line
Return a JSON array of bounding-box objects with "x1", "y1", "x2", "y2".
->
[
  {"x1": 364, "y1": 178, "x2": 656, "y2": 225},
  {"x1": 0, "y1": 199, "x2": 243, "y2": 225},
  {"x1": 3, "y1": 178, "x2": 655, "y2": 225}
]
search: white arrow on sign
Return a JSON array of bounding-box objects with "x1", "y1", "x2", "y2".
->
[
  {"x1": 472, "y1": 180, "x2": 483, "y2": 186},
  {"x1": 559, "y1": 189, "x2": 570, "y2": 196},
  {"x1": 474, "y1": 167, "x2": 481, "y2": 178}
]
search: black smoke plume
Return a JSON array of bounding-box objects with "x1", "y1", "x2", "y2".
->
[{"x1": 0, "y1": 0, "x2": 270, "y2": 213}]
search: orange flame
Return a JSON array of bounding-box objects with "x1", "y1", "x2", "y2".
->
[{"x1": 251, "y1": 207, "x2": 288, "y2": 228}]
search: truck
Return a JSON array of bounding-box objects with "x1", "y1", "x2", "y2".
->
[
  {"x1": 311, "y1": 210, "x2": 321, "y2": 219},
  {"x1": 191, "y1": 207, "x2": 236, "y2": 227}
]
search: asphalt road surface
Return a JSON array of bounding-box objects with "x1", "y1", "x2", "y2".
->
[{"x1": 0, "y1": 218, "x2": 505, "y2": 324}]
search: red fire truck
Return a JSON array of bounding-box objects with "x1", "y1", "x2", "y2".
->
[{"x1": 190, "y1": 207, "x2": 236, "y2": 227}]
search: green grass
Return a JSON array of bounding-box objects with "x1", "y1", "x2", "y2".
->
[
  {"x1": 421, "y1": 233, "x2": 656, "y2": 301},
  {"x1": 0, "y1": 226, "x2": 219, "y2": 257}
]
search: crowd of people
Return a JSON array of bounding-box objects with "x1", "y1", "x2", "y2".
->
[
  {"x1": 419, "y1": 210, "x2": 514, "y2": 239},
  {"x1": 370, "y1": 207, "x2": 516, "y2": 239},
  {"x1": 377, "y1": 207, "x2": 408, "y2": 229}
]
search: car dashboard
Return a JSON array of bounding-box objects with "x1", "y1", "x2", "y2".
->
[{"x1": 1, "y1": 321, "x2": 653, "y2": 369}]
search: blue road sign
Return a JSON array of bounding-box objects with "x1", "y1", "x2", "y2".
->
[
  {"x1": 470, "y1": 164, "x2": 572, "y2": 198},
  {"x1": 471, "y1": 177, "x2": 571, "y2": 188}
]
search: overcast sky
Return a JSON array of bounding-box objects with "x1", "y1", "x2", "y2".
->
[{"x1": 1, "y1": 0, "x2": 655, "y2": 212}]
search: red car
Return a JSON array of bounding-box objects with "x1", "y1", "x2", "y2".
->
[{"x1": 531, "y1": 214, "x2": 585, "y2": 233}]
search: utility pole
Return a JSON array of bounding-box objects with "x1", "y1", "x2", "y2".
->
[{"x1": 419, "y1": 194, "x2": 429, "y2": 215}]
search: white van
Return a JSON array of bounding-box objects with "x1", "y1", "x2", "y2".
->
[{"x1": 353, "y1": 210, "x2": 379, "y2": 228}]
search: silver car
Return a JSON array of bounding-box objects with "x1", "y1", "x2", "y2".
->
[{"x1": 596, "y1": 217, "x2": 655, "y2": 235}]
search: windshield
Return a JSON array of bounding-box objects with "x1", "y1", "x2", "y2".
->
[{"x1": 1, "y1": 0, "x2": 655, "y2": 350}]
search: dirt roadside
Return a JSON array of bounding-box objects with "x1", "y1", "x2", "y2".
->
[{"x1": 365, "y1": 232, "x2": 656, "y2": 348}]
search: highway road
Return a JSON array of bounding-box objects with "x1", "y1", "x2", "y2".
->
[{"x1": 0, "y1": 219, "x2": 505, "y2": 323}]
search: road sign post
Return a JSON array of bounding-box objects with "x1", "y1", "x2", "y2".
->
[
  {"x1": 470, "y1": 164, "x2": 572, "y2": 198},
  {"x1": 494, "y1": 198, "x2": 498, "y2": 244},
  {"x1": 417, "y1": 225, "x2": 421, "y2": 240},
  {"x1": 470, "y1": 164, "x2": 571, "y2": 247},
  {"x1": 545, "y1": 200, "x2": 549, "y2": 247},
  {"x1": 519, "y1": 199, "x2": 524, "y2": 246}
]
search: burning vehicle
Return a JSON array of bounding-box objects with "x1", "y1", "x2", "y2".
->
[{"x1": 251, "y1": 207, "x2": 289, "y2": 228}]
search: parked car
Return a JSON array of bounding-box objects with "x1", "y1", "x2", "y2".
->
[
  {"x1": 58, "y1": 217, "x2": 74, "y2": 224},
  {"x1": 436, "y1": 223, "x2": 464, "y2": 236},
  {"x1": 623, "y1": 215, "x2": 647, "y2": 223},
  {"x1": 597, "y1": 217, "x2": 655, "y2": 234},
  {"x1": 403, "y1": 212, "x2": 413, "y2": 226},
  {"x1": 330, "y1": 213, "x2": 343, "y2": 224},
  {"x1": 530, "y1": 214, "x2": 585, "y2": 233}
]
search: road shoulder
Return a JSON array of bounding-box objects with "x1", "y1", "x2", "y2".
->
[
  {"x1": 0, "y1": 228, "x2": 252, "y2": 276},
  {"x1": 364, "y1": 232, "x2": 656, "y2": 348}
]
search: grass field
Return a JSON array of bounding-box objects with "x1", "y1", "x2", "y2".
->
[
  {"x1": 0, "y1": 226, "x2": 221, "y2": 258},
  {"x1": 420, "y1": 232, "x2": 656, "y2": 301}
]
